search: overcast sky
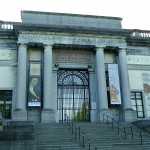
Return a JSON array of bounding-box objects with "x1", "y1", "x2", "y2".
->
[{"x1": 0, "y1": 0, "x2": 149, "y2": 30}]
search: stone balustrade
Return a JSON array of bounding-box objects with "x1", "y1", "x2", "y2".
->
[
  {"x1": 0, "y1": 21, "x2": 19, "y2": 30},
  {"x1": 131, "y1": 30, "x2": 150, "y2": 38}
]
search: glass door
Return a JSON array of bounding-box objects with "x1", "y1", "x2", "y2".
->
[{"x1": 57, "y1": 70, "x2": 90, "y2": 122}]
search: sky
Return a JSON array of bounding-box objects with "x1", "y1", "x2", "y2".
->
[{"x1": 0, "y1": 0, "x2": 149, "y2": 30}]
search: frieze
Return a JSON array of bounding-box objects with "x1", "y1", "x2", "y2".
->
[{"x1": 18, "y1": 34, "x2": 127, "y2": 48}]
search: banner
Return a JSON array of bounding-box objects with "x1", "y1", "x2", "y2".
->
[
  {"x1": 108, "y1": 64, "x2": 121, "y2": 104},
  {"x1": 28, "y1": 63, "x2": 41, "y2": 107}
]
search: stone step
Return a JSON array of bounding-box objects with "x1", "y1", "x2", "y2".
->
[
  {"x1": 35, "y1": 123, "x2": 85, "y2": 150},
  {"x1": 35, "y1": 122, "x2": 150, "y2": 150}
]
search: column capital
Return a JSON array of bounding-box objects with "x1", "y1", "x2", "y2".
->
[
  {"x1": 18, "y1": 43, "x2": 27, "y2": 48},
  {"x1": 118, "y1": 47, "x2": 127, "y2": 52},
  {"x1": 43, "y1": 44, "x2": 53, "y2": 49},
  {"x1": 95, "y1": 46, "x2": 105, "y2": 51}
]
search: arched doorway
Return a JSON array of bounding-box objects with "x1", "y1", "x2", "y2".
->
[{"x1": 57, "y1": 69, "x2": 90, "y2": 122}]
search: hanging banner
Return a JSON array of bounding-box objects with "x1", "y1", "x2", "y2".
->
[
  {"x1": 28, "y1": 63, "x2": 41, "y2": 107},
  {"x1": 108, "y1": 64, "x2": 121, "y2": 104}
]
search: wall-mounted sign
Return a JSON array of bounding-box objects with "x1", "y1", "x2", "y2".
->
[
  {"x1": 0, "y1": 49, "x2": 17, "y2": 61},
  {"x1": 54, "y1": 51, "x2": 92, "y2": 63},
  {"x1": 127, "y1": 55, "x2": 150, "y2": 65},
  {"x1": 108, "y1": 64, "x2": 121, "y2": 104}
]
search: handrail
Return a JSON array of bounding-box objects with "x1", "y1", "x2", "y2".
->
[
  {"x1": 0, "y1": 112, "x2": 6, "y2": 131},
  {"x1": 103, "y1": 114, "x2": 127, "y2": 138},
  {"x1": 64, "y1": 116, "x2": 99, "y2": 150},
  {"x1": 103, "y1": 114, "x2": 150, "y2": 145}
]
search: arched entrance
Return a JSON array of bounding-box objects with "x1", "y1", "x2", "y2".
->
[{"x1": 57, "y1": 69, "x2": 90, "y2": 122}]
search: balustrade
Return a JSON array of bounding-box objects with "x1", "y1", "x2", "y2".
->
[{"x1": 131, "y1": 30, "x2": 150, "y2": 38}]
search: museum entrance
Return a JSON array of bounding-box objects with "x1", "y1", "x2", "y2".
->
[{"x1": 57, "y1": 69, "x2": 90, "y2": 122}]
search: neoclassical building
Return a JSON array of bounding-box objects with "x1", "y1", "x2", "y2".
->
[{"x1": 0, "y1": 11, "x2": 150, "y2": 123}]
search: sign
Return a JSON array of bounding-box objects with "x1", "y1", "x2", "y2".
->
[
  {"x1": 18, "y1": 33, "x2": 127, "y2": 47},
  {"x1": 127, "y1": 55, "x2": 150, "y2": 65},
  {"x1": 28, "y1": 63, "x2": 41, "y2": 107},
  {"x1": 142, "y1": 73, "x2": 150, "y2": 117},
  {"x1": 0, "y1": 49, "x2": 17, "y2": 61},
  {"x1": 108, "y1": 64, "x2": 121, "y2": 104},
  {"x1": 54, "y1": 51, "x2": 92, "y2": 63}
]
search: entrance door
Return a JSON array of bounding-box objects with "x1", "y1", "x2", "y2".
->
[{"x1": 57, "y1": 70, "x2": 90, "y2": 122}]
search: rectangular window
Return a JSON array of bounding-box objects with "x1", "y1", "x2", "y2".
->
[
  {"x1": 131, "y1": 92, "x2": 144, "y2": 118},
  {"x1": 0, "y1": 90, "x2": 12, "y2": 119}
]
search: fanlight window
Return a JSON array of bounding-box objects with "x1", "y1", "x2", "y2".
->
[{"x1": 57, "y1": 70, "x2": 88, "y2": 86}]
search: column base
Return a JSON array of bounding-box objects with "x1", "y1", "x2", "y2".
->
[
  {"x1": 13, "y1": 109, "x2": 27, "y2": 121},
  {"x1": 41, "y1": 110, "x2": 55, "y2": 123},
  {"x1": 90, "y1": 110, "x2": 97, "y2": 122},
  {"x1": 124, "y1": 109, "x2": 137, "y2": 122},
  {"x1": 99, "y1": 109, "x2": 112, "y2": 122}
]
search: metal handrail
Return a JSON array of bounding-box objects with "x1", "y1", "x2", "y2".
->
[
  {"x1": 64, "y1": 116, "x2": 98, "y2": 150},
  {"x1": 103, "y1": 114, "x2": 150, "y2": 145},
  {"x1": 103, "y1": 114, "x2": 126, "y2": 136},
  {"x1": 0, "y1": 113, "x2": 6, "y2": 131}
]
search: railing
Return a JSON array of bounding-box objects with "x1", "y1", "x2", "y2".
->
[
  {"x1": 131, "y1": 30, "x2": 150, "y2": 39},
  {"x1": 0, "y1": 112, "x2": 6, "y2": 131},
  {"x1": 64, "y1": 115, "x2": 98, "y2": 150},
  {"x1": 0, "y1": 21, "x2": 20, "y2": 30},
  {"x1": 103, "y1": 114, "x2": 150, "y2": 145}
]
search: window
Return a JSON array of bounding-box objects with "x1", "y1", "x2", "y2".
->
[
  {"x1": 131, "y1": 92, "x2": 144, "y2": 118},
  {"x1": 0, "y1": 90, "x2": 12, "y2": 119}
]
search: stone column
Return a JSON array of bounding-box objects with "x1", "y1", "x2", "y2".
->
[
  {"x1": 14, "y1": 43, "x2": 27, "y2": 120},
  {"x1": 119, "y1": 48, "x2": 136, "y2": 121},
  {"x1": 42, "y1": 44, "x2": 55, "y2": 123},
  {"x1": 96, "y1": 47, "x2": 110, "y2": 121}
]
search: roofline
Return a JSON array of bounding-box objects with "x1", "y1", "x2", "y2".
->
[{"x1": 21, "y1": 10, "x2": 122, "y2": 21}]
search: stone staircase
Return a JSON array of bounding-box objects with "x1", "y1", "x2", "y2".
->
[
  {"x1": 0, "y1": 121, "x2": 36, "y2": 150},
  {"x1": 0, "y1": 121, "x2": 150, "y2": 150},
  {"x1": 74, "y1": 122, "x2": 150, "y2": 150},
  {"x1": 35, "y1": 123, "x2": 86, "y2": 150}
]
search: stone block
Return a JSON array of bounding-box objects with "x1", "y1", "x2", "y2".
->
[
  {"x1": 124, "y1": 109, "x2": 137, "y2": 122},
  {"x1": 41, "y1": 110, "x2": 55, "y2": 123},
  {"x1": 13, "y1": 110, "x2": 27, "y2": 121}
]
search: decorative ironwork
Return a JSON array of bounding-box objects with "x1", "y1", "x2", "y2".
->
[
  {"x1": 57, "y1": 69, "x2": 90, "y2": 122},
  {"x1": 58, "y1": 70, "x2": 89, "y2": 86}
]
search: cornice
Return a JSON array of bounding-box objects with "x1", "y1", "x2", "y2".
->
[{"x1": 14, "y1": 23, "x2": 131, "y2": 38}]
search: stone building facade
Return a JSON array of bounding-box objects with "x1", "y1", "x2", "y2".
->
[{"x1": 0, "y1": 11, "x2": 150, "y2": 123}]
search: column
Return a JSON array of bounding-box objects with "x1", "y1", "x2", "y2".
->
[
  {"x1": 16, "y1": 43, "x2": 27, "y2": 110},
  {"x1": 119, "y1": 48, "x2": 136, "y2": 121},
  {"x1": 43, "y1": 44, "x2": 53, "y2": 110},
  {"x1": 119, "y1": 49, "x2": 132, "y2": 109},
  {"x1": 96, "y1": 47, "x2": 108, "y2": 110}
]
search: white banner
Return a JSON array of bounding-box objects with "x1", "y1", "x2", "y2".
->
[{"x1": 108, "y1": 64, "x2": 121, "y2": 104}]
